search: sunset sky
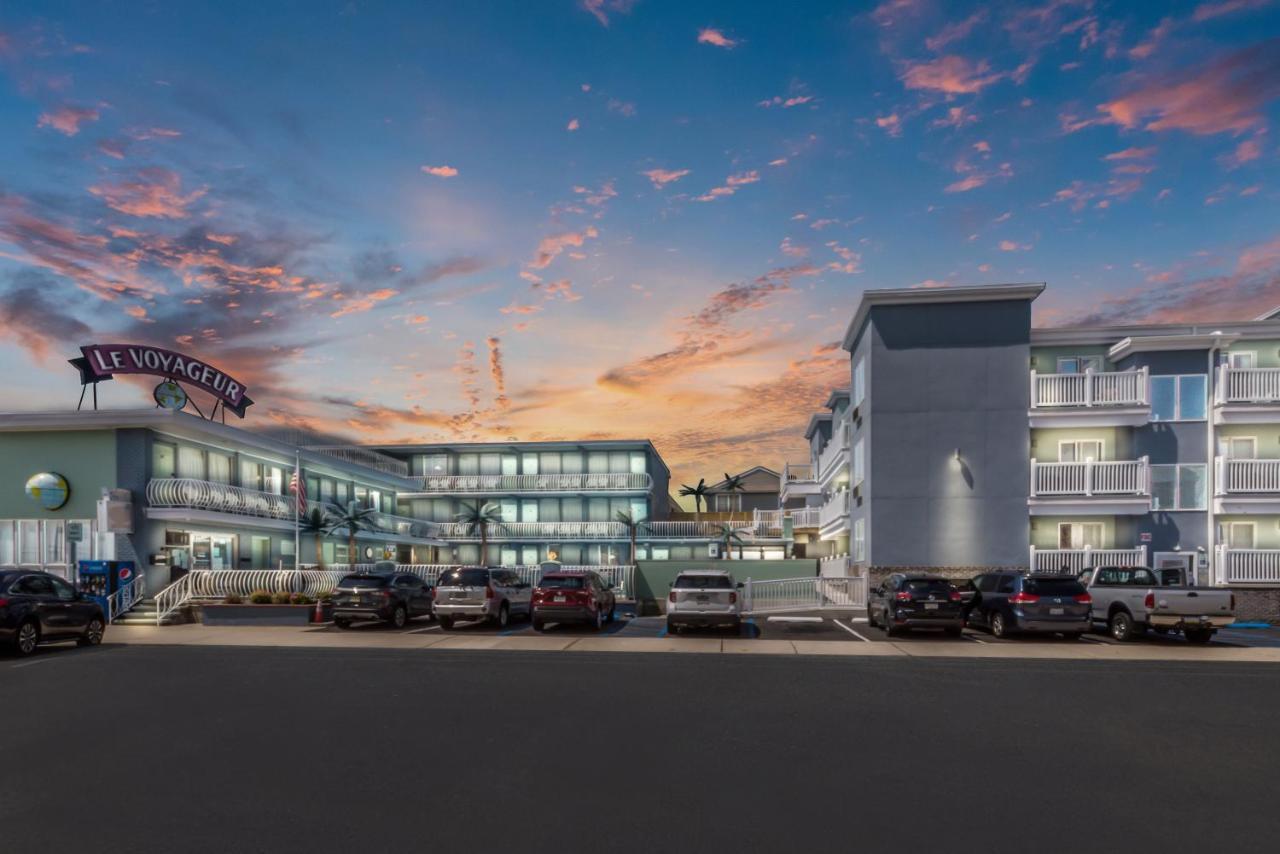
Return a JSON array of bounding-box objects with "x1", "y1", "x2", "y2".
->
[{"x1": 1, "y1": 0, "x2": 1278, "y2": 489}]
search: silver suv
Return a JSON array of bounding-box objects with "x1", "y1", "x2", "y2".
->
[
  {"x1": 667, "y1": 569, "x2": 742, "y2": 634},
  {"x1": 433, "y1": 567, "x2": 533, "y2": 630}
]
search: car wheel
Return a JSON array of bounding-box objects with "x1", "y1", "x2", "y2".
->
[
  {"x1": 1109, "y1": 610, "x2": 1135, "y2": 642},
  {"x1": 333, "y1": 618, "x2": 350, "y2": 629},
  {"x1": 438, "y1": 616, "x2": 454, "y2": 631},
  {"x1": 990, "y1": 612, "x2": 1008, "y2": 639},
  {"x1": 532, "y1": 618, "x2": 545, "y2": 632},
  {"x1": 77, "y1": 617, "x2": 105, "y2": 647},
  {"x1": 866, "y1": 606, "x2": 877, "y2": 628},
  {"x1": 1065, "y1": 632, "x2": 1084, "y2": 641},
  {"x1": 391, "y1": 605, "x2": 408, "y2": 629},
  {"x1": 606, "y1": 603, "x2": 616, "y2": 623},
  {"x1": 14, "y1": 620, "x2": 39, "y2": 657},
  {"x1": 667, "y1": 621, "x2": 680, "y2": 636},
  {"x1": 883, "y1": 613, "x2": 898, "y2": 637},
  {"x1": 591, "y1": 607, "x2": 603, "y2": 632},
  {"x1": 496, "y1": 603, "x2": 510, "y2": 629},
  {"x1": 1184, "y1": 628, "x2": 1213, "y2": 645},
  {"x1": 945, "y1": 626, "x2": 962, "y2": 638}
]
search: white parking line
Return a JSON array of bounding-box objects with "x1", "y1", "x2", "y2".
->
[
  {"x1": 832, "y1": 620, "x2": 871, "y2": 642},
  {"x1": 10, "y1": 657, "x2": 52, "y2": 669},
  {"x1": 405, "y1": 625, "x2": 442, "y2": 634},
  {"x1": 965, "y1": 633, "x2": 987, "y2": 644}
]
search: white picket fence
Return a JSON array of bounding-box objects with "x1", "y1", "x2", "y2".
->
[{"x1": 741, "y1": 576, "x2": 867, "y2": 614}]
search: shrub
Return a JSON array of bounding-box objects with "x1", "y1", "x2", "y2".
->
[
  {"x1": 315, "y1": 588, "x2": 334, "y2": 603},
  {"x1": 290, "y1": 592, "x2": 313, "y2": 605},
  {"x1": 223, "y1": 593, "x2": 243, "y2": 605},
  {"x1": 271, "y1": 591, "x2": 292, "y2": 605},
  {"x1": 248, "y1": 590, "x2": 273, "y2": 605}
]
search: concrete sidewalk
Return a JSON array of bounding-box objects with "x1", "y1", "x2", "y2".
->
[{"x1": 99, "y1": 624, "x2": 1280, "y2": 663}]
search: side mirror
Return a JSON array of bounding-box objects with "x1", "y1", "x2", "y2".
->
[{"x1": 736, "y1": 582, "x2": 744, "y2": 589}]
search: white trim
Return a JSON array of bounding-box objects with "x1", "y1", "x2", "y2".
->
[
  {"x1": 1109, "y1": 333, "x2": 1240, "y2": 360},
  {"x1": 1228, "y1": 350, "x2": 1257, "y2": 369},
  {"x1": 1225, "y1": 520, "x2": 1257, "y2": 549},
  {"x1": 842, "y1": 282, "x2": 1046, "y2": 350},
  {"x1": 1057, "y1": 439, "x2": 1104, "y2": 463}
]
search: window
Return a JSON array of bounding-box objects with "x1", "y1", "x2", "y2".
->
[
  {"x1": 1150, "y1": 374, "x2": 1207, "y2": 421},
  {"x1": 50, "y1": 575, "x2": 78, "y2": 601},
  {"x1": 499, "y1": 500, "x2": 518, "y2": 523},
  {"x1": 995, "y1": 575, "x2": 1016, "y2": 594},
  {"x1": 714, "y1": 493, "x2": 741, "y2": 512},
  {"x1": 521, "y1": 499, "x2": 538, "y2": 522},
  {"x1": 853, "y1": 357, "x2": 866, "y2": 407},
  {"x1": 1058, "y1": 522, "x2": 1103, "y2": 549},
  {"x1": 1226, "y1": 521, "x2": 1256, "y2": 549},
  {"x1": 977, "y1": 575, "x2": 999, "y2": 593},
  {"x1": 43, "y1": 520, "x2": 64, "y2": 565},
  {"x1": 1059, "y1": 440, "x2": 1103, "y2": 462},
  {"x1": 853, "y1": 518, "x2": 865, "y2": 561},
  {"x1": 153, "y1": 442, "x2": 176, "y2": 478},
  {"x1": 852, "y1": 437, "x2": 865, "y2": 484},
  {"x1": 177, "y1": 445, "x2": 205, "y2": 479},
  {"x1": 1056, "y1": 356, "x2": 1102, "y2": 374},
  {"x1": 587, "y1": 452, "x2": 608, "y2": 474},
  {"x1": 19, "y1": 521, "x2": 39, "y2": 564},
  {"x1": 521, "y1": 453, "x2": 539, "y2": 475},
  {"x1": 207, "y1": 452, "x2": 232, "y2": 483},
  {"x1": 609, "y1": 452, "x2": 630, "y2": 474},
  {"x1": 0, "y1": 522, "x2": 13, "y2": 564},
  {"x1": 1224, "y1": 437, "x2": 1257, "y2": 459},
  {"x1": 629, "y1": 452, "x2": 647, "y2": 475},
  {"x1": 1151, "y1": 464, "x2": 1207, "y2": 510},
  {"x1": 1228, "y1": 351, "x2": 1256, "y2": 369}
]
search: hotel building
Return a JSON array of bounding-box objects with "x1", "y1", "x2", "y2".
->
[{"x1": 780, "y1": 282, "x2": 1280, "y2": 618}]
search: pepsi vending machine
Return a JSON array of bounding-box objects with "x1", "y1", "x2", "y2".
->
[{"x1": 77, "y1": 560, "x2": 136, "y2": 615}]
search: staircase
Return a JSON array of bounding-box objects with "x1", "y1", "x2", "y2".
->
[{"x1": 112, "y1": 597, "x2": 187, "y2": 626}]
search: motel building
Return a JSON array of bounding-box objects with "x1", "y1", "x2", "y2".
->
[{"x1": 771, "y1": 282, "x2": 1280, "y2": 620}]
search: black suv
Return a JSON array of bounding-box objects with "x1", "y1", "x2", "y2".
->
[
  {"x1": 0, "y1": 570, "x2": 107, "y2": 656},
  {"x1": 331, "y1": 572, "x2": 435, "y2": 629},
  {"x1": 964, "y1": 571, "x2": 1091, "y2": 639},
  {"x1": 868, "y1": 573, "x2": 963, "y2": 637}
]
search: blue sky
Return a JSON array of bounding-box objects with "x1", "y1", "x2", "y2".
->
[{"x1": 1, "y1": 0, "x2": 1278, "y2": 484}]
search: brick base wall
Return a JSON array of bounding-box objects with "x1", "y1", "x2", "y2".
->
[{"x1": 1229, "y1": 588, "x2": 1280, "y2": 622}]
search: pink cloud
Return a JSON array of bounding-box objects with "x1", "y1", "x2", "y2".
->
[
  {"x1": 421, "y1": 165, "x2": 458, "y2": 178},
  {"x1": 607, "y1": 98, "x2": 636, "y2": 117},
  {"x1": 780, "y1": 237, "x2": 808, "y2": 258},
  {"x1": 1192, "y1": 0, "x2": 1273, "y2": 22},
  {"x1": 694, "y1": 170, "x2": 760, "y2": 202},
  {"x1": 925, "y1": 11, "x2": 987, "y2": 51},
  {"x1": 1222, "y1": 133, "x2": 1265, "y2": 168},
  {"x1": 88, "y1": 168, "x2": 207, "y2": 219},
  {"x1": 875, "y1": 113, "x2": 902, "y2": 136},
  {"x1": 580, "y1": 0, "x2": 637, "y2": 28},
  {"x1": 697, "y1": 28, "x2": 738, "y2": 48},
  {"x1": 641, "y1": 167, "x2": 690, "y2": 188},
  {"x1": 1104, "y1": 146, "x2": 1158, "y2": 160},
  {"x1": 999, "y1": 239, "x2": 1032, "y2": 252},
  {"x1": 825, "y1": 241, "x2": 863, "y2": 274},
  {"x1": 36, "y1": 104, "x2": 100, "y2": 136},
  {"x1": 330, "y1": 288, "x2": 398, "y2": 318},
  {"x1": 901, "y1": 55, "x2": 1006, "y2": 95},
  {"x1": 527, "y1": 226, "x2": 599, "y2": 270},
  {"x1": 567, "y1": 118, "x2": 580, "y2": 131},
  {"x1": 768, "y1": 157, "x2": 788, "y2": 166},
  {"x1": 758, "y1": 95, "x2": 813, "y2": 108}
]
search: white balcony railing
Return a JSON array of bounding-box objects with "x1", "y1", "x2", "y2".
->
[
  {"x1": 818, "y1": 491, "x2": 850, "y2": 533},
  {"x1": 305, "y1": 446, "x2": 409, "y2": 477},
  {"x1": 791, "y1": 508, "x2": 822, "y2": 528},
  {"x1": 816, "y1": 422, "x2": 851, "y2": 481},
  {"x1": 409, "y1": 472, "x2": 652, "y2": 495},
  {"x1": 1215, "y1": 547, "x2": 1280, "y2": 584},
  {"x1": 1030, "y1": 458, "x2": 1149, "y2": 497},
  {"x1": 1215, "y1": 457, "x2": 1280, "y2": 494},
  {"x1": 434, "y1": 520, "x2": 762, "y2": 541},
  {"x1": 1216, "y1": 365, "x2": 1280, "y2": 405},
  {"x1": 783, "y1": 462, "x2": 814, "y2": 482},
  {"x1": 1029, "y1": 546, "x2": 1147, "y2": 574},
  {"x1": 1030, "y1": 367, "x2": 1148, "y2": 409}
]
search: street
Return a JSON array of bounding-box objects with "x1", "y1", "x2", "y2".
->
[{"x1": 4, "y1": 642, "x2": 1279, "y2": 853}]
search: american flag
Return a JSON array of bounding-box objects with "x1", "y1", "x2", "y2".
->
[{"x1": 289, "y1": 468, "x2": 307, "y2": 516}]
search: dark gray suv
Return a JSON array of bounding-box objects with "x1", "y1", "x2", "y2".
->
[{"x1": 963, "y1": 571, "x2": 1091, "y2": 639}]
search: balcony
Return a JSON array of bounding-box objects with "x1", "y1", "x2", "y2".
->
[
  {"x1": 434, "y1": 520, "x2": 774, "y2": 542},
  {"x1": 816, "y1": 422, "x2": 851, "y2": 486},
  {"x1": 305, "y1": 445, "x2": 409, "y2": 478},
  {"x1": 780, "y1": 462, "x2": 820, "y2": 501},
  {"x1": 1215, "y1": 546, "x2": 1280, "y2": 585},
  {"x1": 1029, "y1": 368, "x2": 1150, "y2": 427},
  {"x1": 1028, "y1": 458, "x2": 1151, "y2": 515},
  {"x1": 145, "y1": 478, "x2": 445, "y2": 543},
  {"x1": 405, "y1": 472, "x2": 652, "y2": 496},
  {"x1": 1214, "y1": 457, "x2": 1280, "y2": 513},
  {"x1": 1214, "y1": 365, "x2": 1280, "y2": 424},
  {"x1": 1029, "y1": 545, "x2": 1147, "y2": 574},
  {"x1": 751, "y1": 508, "x2": 822, "y2": 534},
  {"x1": 818, "y1": 490, "x2": 850, "y2": 540},
  {"x1": 790, "y1": 507, "x2": 821, "y2": 529}
]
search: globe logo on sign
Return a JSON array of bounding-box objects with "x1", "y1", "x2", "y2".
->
[
  {"x1": 25, "y1": 472, "x2": 70, "y2": 511},
  {"x1": 153, "y1": 380, "x2": 188, "y2": 411}
]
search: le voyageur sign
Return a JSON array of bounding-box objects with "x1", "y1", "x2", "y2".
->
[{"x1": 70, "y1": 344, "x2": 255, "y2": 417}]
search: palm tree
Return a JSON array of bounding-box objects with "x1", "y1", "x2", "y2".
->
[
  {"x1": 679, "y1": 478, "x2": 710, "y2": 519},
  {"x1": 714, "y1": 522, "x2": 750, "y2": 560},
  {"x1": 300, "y1": 506, "x2": 328, "y2": 569},
  {"x1": 615, "y1": 510, "x2": 651, "y2": 564},
  {"x1": 323, "y1": 499, "x2": 380, "y2": 566},
  {"x1": 721, "y1": 471, "x2": 746, "y2": 515},
  {"x1": 455, "y1": 501, "x2": 505, "y2": 565}
]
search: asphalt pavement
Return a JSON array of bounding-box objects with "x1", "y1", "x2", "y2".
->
[{"x1": 4, "y1": 642, "x2": 1279, "y2": 853}]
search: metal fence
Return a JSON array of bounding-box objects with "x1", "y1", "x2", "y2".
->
[{"x1": 741, "y1": 576, "x2": 867, "y2": 614}]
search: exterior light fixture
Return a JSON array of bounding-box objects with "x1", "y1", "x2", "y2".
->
[{"x1": 953, "y1": 448, "x2": 961, "y2": 461}]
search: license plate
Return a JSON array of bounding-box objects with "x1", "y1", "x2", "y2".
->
[
  {"x1": 554, "y1": 594, "x2": 566, "y2": 602},
  {"x1": 924, "y1": 603, "x2": 939, "y2": 610},
  {"x1": 695, "y1": 595, "x2": 709, "y2": 604},
  {"x1": 1050, "y1": 607, "x2": 1065, "y2": 615},
  {"x1": 451, "y1": 592, "x2": 466, "y2": 600}
]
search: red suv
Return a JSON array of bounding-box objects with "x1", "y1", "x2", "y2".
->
[{"x1": 532, "y1": 571, "x2": 616, "y2": 631}]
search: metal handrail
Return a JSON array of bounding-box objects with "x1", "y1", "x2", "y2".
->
[
  {"x1": 742, "y1": 576, "x2": 867, "y2": 614},
  {"x1": 107, "y1": 573, "x2": 146, "y2": 622}
]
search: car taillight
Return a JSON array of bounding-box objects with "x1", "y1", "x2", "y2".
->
[
  {"x1": 381, "y1": 589, "x2": 393, "y2": 599},
  {"x1": 949, "y1": 591, "x2": 962, "y2": 602},
  {"x1": 1073, "y1": 593, "x2": 1092, "y2": 605},
  {"x1": 485, "y1": 585, "x2": 495, "y2": 599},
  {"x1": 894, "y1": 591, "x2": 912, "y2": 602},
  {"x1": 668, "y1": 591, "x2": 676, "y2": 603},
  {"x1": 1144, "y1": 591, "x2": 1155, "y2": 609},
  {"x1": 729, "y1": 592, "x2": 737, "y2": 604},
  {"x1": 0, "y1": 597, "x2": 8, "y2": 608},
  {"x1": 1009, "y1": 592, "x2": 1039, "y2": 605},
  {"x1": 1231, "y1": 593, "x2": 1235, "y2": 610}
]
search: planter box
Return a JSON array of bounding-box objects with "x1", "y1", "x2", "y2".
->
[{"x1": 201, "y1": 604, "x2": 316, "y2": 626}]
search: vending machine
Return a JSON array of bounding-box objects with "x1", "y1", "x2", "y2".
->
[{"x1": 77, "y1": 560, "x2": 137, "y2": 615}]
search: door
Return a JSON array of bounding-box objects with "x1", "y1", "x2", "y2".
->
[
  {"x1": 1224, "y1": 437, "x2": 1257, "y2": 460},
  {"x1": 1059, "y1": 440, "x2": 1103, "y2": 463},
  {"x1": 17, "y1": 575, "x2": 63, "y2": 636},
  {"x1": 50, "y1": 575, "x2": 92, "y2": 631},
  {"x1": 251, "y1": 536, "x2": 271, "y2": 570},
  {"x1": 1058, "y1": 522, "x2": 1104, "y2": 550}
]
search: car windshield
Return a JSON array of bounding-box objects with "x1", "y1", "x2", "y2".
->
[
  {"x1": 338, "y1": 574, "x2": 390, "y2": 588},
  {"x1": 904, "y1": 580, "x2": 951, "y2": 597},
  {"x1": 539, "y1": 576, "x2": 585, "y2": 589},
  {"x1": 1024, "y1": 578, "x2": 1086, "y2": 596},
  {"x1": 674, "y1": 575, "x2": 733, "y2": 589},
  {"x1": 438, "y1": 569, "x2": 490, "y2": 587}
]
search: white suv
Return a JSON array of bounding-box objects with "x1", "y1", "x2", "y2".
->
[
  {"x1": 666, "y1": 570, "x2": 742, "y2": 634},
  {"x1": 433, "y1": 567, "x2": 533, "y2": 629}
]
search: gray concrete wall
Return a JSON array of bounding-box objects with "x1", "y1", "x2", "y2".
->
[{"x1": 861, "y1": 299, "x2": 1033, "y2": 569}]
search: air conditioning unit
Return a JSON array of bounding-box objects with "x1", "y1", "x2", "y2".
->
[{"x1": 708, "y1": 542, "x2": 720, "y2": 558}]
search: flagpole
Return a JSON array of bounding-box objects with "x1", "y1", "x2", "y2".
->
[{"x1": 294, "y1": 451, "x2": 301, "y2": 589}]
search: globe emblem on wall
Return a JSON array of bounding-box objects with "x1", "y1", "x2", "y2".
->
[
  {"x1": 25, "y1": 472, "x2": 70, "y2": 511},
  {"x1": 153, "y1": 380, "x2": 189, "y2": 411}
]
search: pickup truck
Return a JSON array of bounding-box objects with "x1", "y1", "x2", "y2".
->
[{"x1": 1078, "y1": 566, "x2": 1235, "y2": 644}]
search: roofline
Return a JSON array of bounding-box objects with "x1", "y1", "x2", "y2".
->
[
  {"x1": 1032, "y1": 318, "x2": 1280, "y2": 346},
  {"x1": 364, "y1": 438, "x2": 672, "y2": 478},
  {"x1": 1108, "y1": 332, "x2": 1240, "y2": 360},
  {"x1": 804, "y1": 412, "x2": 833, "y2": 440},
  {"x1": 706, "y1": 465, "x2": 781, "y2": 491},
  {"x1": 823, "y1": 387, "x2": 850, "y2": 409},
  {"x1": 842, "y1": 282, "x2": 1046, "y2": 350}
]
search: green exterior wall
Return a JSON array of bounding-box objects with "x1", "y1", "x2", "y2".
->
[
  {"x1": 1030, "y1": 515, "x2": 1121, "y2": 549},
  {"x1": 0, "y1": 429, "x2": 118, "y2": 519},
  {"x1": 1030, "y1": 427, "x2": 1129, "y2": 461},
  {"x1": 1217, "y1": 425, "x2": 1280, "y2": 459},
  {"x1": 633, "y1": 559, "x2": 818, "y2": 613},
  {"x1": 1030, "y1": 345, "x2": 1114, "y2": 372},
  {"x1": 1218, "y1": 515, "x2": 1280, "y2": 548},
  {"x1": 1226, "y1": 342, "x2": 1280, "y2": 368}
]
